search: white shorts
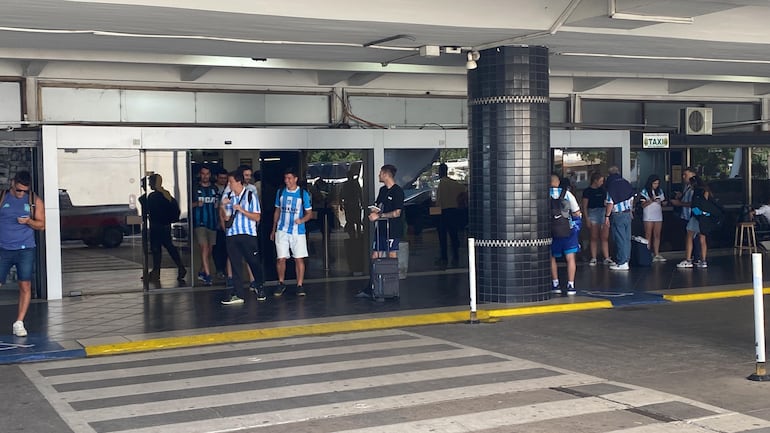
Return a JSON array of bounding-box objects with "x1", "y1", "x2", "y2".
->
[{"x1": 275, "y1": 230, "x2": 309, "y2": 259}]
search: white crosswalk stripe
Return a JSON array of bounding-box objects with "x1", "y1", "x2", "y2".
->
[{"x1": 20, "y1": 329, "x2": 770, "y2": 433}]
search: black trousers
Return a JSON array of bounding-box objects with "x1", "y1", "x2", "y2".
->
[
  {"x1": 150, "y1": 225, "x2": 183, "y2": 272},
  {"x1": 213, "y1": 229, "x2": 227, "y2": 274},
  {"x1": 225, "y1": 234, "x2": 263, "y2": 299},
  {"x1": 438, "y1": 208, "x2": 462, "y2": 263}
]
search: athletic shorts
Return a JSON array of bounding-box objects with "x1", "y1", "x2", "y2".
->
[
  {"x1": 194, "y1": 227, "x2": 217, "y2": 246},
  {"x1": 551, "y1": 231, "x2": 579, "y2": 258},
  {"x1": 275, "y1": 230, "x2": 309, "y2": 259},
  {"x1": 0, "y1": 247, "x2": 35, "y2": 283},
  {"x1": 373, "y1": 234, "x2": 399, "y2": 253}
]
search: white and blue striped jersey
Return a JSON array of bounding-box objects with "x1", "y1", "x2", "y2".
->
[
  {"x1": 226, "y1": 189, "x2": 260, "y2": 237},
  {"x1": 606, "y1": 193, "x2": 634, "y2": 213},
  {"x1": 275, "y1": 187, "x2": 312, "y2": 235}
]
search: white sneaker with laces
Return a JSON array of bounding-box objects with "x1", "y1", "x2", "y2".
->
[
  {"x1": 677, "y1": 259, "x2": 694, "y2": 268},
  {"x1": 609, "y1": 262, "x2": 629, "y2": 270},
  {"x1": 603, "y1": 258, "x2": 616, "y2": 266},
  {"x1": 697, "y1": 261, "x2": 708, "y2": 268},
  {"x1": 654, "y1": 255, "x2": 667, "y2": 262},
  {"x1": 588, "y1": 258, "x2": 598, "y2": 266},
  {"x1": 221, "y1": 295, "x2": 244, "y2": 305},
  {"x1": 13, "y1": 320, "x2": 27, "y2": 337}
]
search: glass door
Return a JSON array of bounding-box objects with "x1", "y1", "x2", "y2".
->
[{"x1": 58, "y1": 149, "x2": 145, "y2": 294}]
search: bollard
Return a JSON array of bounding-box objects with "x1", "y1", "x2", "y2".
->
[
  {"x1": 748, "y1": 253, "x2": 770, "y2": 381},
  {"x1": 467, "y1": 237, "x2": 479, "y2": 324}
]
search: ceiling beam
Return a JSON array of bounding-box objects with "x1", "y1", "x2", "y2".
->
[
  {"x1": 668, "y1": 80, "x2": 709, "y2": 94},
  {"x1": 180, "y1": 66, "x2": 212, "y2": 81},
  {"x1": 572, "y1": 78, "x2": 614, "y2": 92},
  {"x1": 347, "y1": 72, "x2": 383, "y2": 86},
  {"x1": 317, "y1": 71, "x2": 355, "y2": 86},
  {"x1": 754, "y1": 84, "x2": 770, "y2": 95},
  {"x1": 21, "y1": 60, "x2": 47, "y2": 77}
]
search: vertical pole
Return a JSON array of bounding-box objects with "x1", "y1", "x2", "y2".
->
[
  {"x1": 468, "y1": 237, "x2": 479, "y2": 324},
  {"x1": 748, "y1": 252, "x2": 770, "y2": 381},
  {"x1": 323, "y1": 212, "x2": 330, "y2": 271}
]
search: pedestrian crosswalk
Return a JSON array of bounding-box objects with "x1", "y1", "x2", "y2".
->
[{"x1": 21, "y1": 330, "x2": 770, "y2": 433}]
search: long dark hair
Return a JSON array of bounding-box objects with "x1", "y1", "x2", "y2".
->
[{"x1": 644, "y1": 174, "x2": 662, "y2": 197}]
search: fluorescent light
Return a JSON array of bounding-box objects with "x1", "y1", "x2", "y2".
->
[{"x1": 610, "y1": 12, "x2": 693, "y2": 24}]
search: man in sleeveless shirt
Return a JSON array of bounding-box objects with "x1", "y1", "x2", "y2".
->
[{"x1": 0, "y1": 171, "x2": 46, "y2": 337}]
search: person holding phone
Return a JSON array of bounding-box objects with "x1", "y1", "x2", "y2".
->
[
  {"x1": 0, "y1": 171, "x2": 46, "y2": 337},
  {"x1": 639, "y1": 174, "x2": 667, "y2": 261}
]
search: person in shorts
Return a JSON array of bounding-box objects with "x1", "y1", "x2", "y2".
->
[
  {"x1": 270, "y1": 168, "x2": 313, "y2": 297},
  {"x1": 191, "y1": 165, "x2": 219, "y2": 285},
  {"x1": 581, "y1": 172, "x2": 611, "y2": 266},
  {"x1": 0, "y1": 171, "x2": 46, "y2": 337},
  {"x1": 550, "y1": 175, "x2": 582, "y2": 296},
  {"x1": 356, "y1": 164, "x2": 405, "y2": 298}
]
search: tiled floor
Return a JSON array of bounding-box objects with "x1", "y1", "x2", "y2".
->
[{"x1": 0, "y1": 249, "x2": 763, "y2": 344}]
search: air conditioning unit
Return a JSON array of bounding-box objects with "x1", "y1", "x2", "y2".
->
[{"x1": 680, "y1": 107, "x2": 713, "y2": 135}]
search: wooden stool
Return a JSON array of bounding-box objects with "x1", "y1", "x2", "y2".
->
[{"x1": 735, "y1": 222, "x2": 757, "y2": 255}]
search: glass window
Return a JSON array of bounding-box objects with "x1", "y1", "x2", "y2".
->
[
  {"x1": 691, "y1": 147, "x2": 746, "y2": 205},
  {"x1": 706, "y1": 103, "x2": 760, "y2": 133},
  {"x1": 751, "y1": 147, "x2": 770, "y2": 206},
  {"x1": 550, "y1": 99, "x2": 569, "y2": 126},
  {"x1": 644, "y1": 102, "x2": 693, "y2": 130},
  {"x1": 383, "y1": 148, "x2": 469, "y2": 272}
]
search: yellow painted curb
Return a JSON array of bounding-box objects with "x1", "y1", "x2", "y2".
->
[
  {"x1": 664, "y1": 287, "x2": 770, "y2": 302},
  {"x1": 85, "y1": 300, "x2": 613, "y2": 357},
  {"x1": 486, "y1": 300, "x2": 613, "y2": 318}
]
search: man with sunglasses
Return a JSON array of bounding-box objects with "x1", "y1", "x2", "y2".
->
[{"x1": 0, "y1": 171, "x2": 45, "y2": 337}]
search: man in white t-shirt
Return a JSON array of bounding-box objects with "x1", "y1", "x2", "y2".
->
[
  {"x1": 550, "y1": 174, "x2": 582, "y2": 296},
  {"x1": 270, "y1": 168, "x2": 313, "y2": 297}
]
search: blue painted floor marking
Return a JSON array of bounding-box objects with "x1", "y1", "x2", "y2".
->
[
  {"x1": 580, "y1": 290, "x2": 668, "y2": 306},
  {"x1": 0, "y1": 335, "x2": 86, "y2": 364}
]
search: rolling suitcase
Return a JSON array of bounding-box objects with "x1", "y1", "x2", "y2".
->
[{"x1": 372, "y1": 218, "x2": 399, "y2": 301}]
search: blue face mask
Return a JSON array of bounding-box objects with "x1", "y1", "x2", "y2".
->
[{"x1": 550, "y1": 187, "x2": 562, "y2": 199}]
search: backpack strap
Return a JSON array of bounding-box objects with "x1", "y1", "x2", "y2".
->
[{"x1": 0, "y1": 189, "x2": 6, "y2": 206}]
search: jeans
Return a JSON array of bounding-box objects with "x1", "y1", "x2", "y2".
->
[
  {"x1": 610, "y1": 211, "x2": 632, "y2": 265},
  {"x1": 0, "y1": 247, "x2": 36, "y2": 282}
]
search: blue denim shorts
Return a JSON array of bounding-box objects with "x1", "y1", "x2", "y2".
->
[{"x1": 0, "y1": 247, "x2": 36, "y2": 283}]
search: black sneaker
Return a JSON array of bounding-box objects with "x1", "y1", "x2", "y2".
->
[
  {"x1": 551, "y1": 285, "x2": 562, "y2": 295},
  {"x1": 177, "y1": 267, "x2": 187, "y2": 281},
  {"x1": 274, "y1": 282, "x2": 287, "y2": 297},
  {"x1": 354, "y1": 287, "x2": 373, "y2": 298},
  {"x1": 256, "y1": 289, "x2": 267, "y2": 301},
  {"x1": 296, "y1": 285, "x2": 306, "y2": 297}
]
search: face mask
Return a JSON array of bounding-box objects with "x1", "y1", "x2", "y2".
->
[{"x1": 550, "y1": 187, "x2": 562, "y2": 199}]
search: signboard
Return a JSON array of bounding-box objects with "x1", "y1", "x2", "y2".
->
[{"x1": 642, "y1": 133, "x2": 670, "y2": 149}]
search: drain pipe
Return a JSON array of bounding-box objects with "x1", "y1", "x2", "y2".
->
[{"x1": 748, "y1": 253, "x2": 770, "y2": 381}]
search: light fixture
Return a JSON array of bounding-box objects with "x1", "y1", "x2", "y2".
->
[
  {"x1": 466, "y1": 51, "x2": 480, "y2": 70},
  {"x1": 610, "y1": 12, "x2": 694, "y2": 24}
]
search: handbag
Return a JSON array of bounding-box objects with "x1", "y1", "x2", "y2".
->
[{"x1": 224, "y1": 210, "x2": 238, "y2": 228}]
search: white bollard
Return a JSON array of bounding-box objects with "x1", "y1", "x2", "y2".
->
[
  {"x1": 748, "y1": 253, "x2": 770, "y2": 381},
  {"x1": 468, "y1": 237, "x2": 479, "y2": 324}
]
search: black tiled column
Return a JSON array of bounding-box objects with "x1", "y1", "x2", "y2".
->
[{"x1": 467, "y1": 46, "x2": 551, "y2": 303}]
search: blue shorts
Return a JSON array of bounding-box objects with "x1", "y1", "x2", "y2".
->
[
  {"x1": 551, "y1": 231, "x2": 579, "y2": 258},
  {"x1": 588, "y1": 208, "x2": 606, "y2": 226},
  {"x1": 373, "y1": 235, "x2": 400, "y2": 253},
  {"x1": 0, "y1": 247, "x2": 36, "y2": 283}
]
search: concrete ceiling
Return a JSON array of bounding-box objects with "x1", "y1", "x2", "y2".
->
[{"x1": 2, "y1": 0, "x2": 770, "y2": 83}]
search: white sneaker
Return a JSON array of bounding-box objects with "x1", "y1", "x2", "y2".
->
[
  {"x1": 588, "y1": 258, "x2": 598, "y2": 266},
  {"x1": 12, "y1": 321, "x2": 27, "y2": 337},
  {"x1": 603, "y1": 258, "x2": 616, "y2": 266},
  {"x1": 697, "y1": 261, "x2": 708, "y2": 268},
  {"x1": 653, "y1": 255, "x2": 667, "y2": 262},
  {"x1": 609, "y1": 262, "x2": 629, "y2": 270},
  {"x1": 566, "y1": 285, "x2": 577, "y2": 295},
  {"x1": 221, "y1": 295, "x2": 244, "y2": 305},
  {"x1": 677, "y1": 259, "x2": 694, "y2": 268}
]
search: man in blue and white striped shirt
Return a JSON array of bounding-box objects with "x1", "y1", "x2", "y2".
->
[
  {"x1": 219, "y1": 170, "x2": 264, "y2": 304},
  {"x1": 604, "y1": 166, "x2": 635, "y2": 270},
  {"x1": 270, "y1": 168, "x2": 313, "y2": 297}
]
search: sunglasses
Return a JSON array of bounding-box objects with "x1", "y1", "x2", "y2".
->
[{"x1": 13, "y1": 186, "x2": 30, "y2": 194}]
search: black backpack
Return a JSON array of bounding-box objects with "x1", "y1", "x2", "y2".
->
[
  {"x1": 551, "y1": 189, "x2": 572, "y2": 238},
  {"x1": 167, "y1": 196, "x2": 181, "y2": 223},
  {"x1": 691, "y1": 189, "x2": 724, "y2": 235}
]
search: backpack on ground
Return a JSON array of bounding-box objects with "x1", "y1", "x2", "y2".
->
[{"x1": 551, "y1": 189, "x2": 572, "y2": 238}]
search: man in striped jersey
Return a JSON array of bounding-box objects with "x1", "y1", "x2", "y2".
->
[
  {"x1": 270, "y1": 168, "x2": 313, "y2": 297},
  {"x1": 219, "y1": 170, "x2": 264, "y2": 305},
  {"x1": 191, "y1": 165, "x2": 219, "y2": 286},
  {"x1": 604, "y1": 166, "x2": 635, "y2": 271}
]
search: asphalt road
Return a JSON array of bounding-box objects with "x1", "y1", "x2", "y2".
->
[{"x1": 3, "y1": 296, "x2": 769, "y2": 432}]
